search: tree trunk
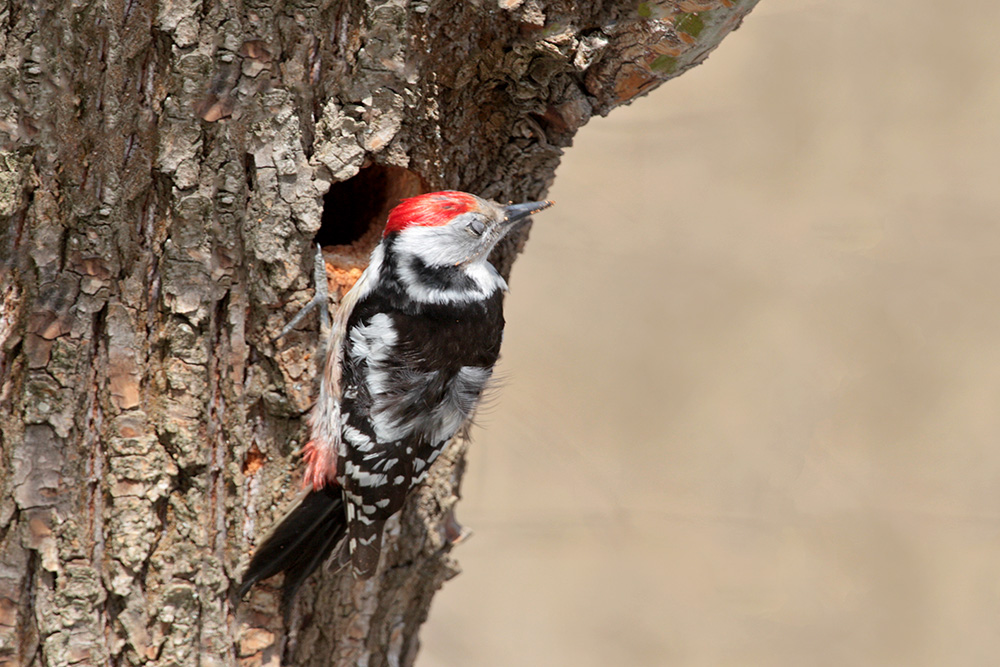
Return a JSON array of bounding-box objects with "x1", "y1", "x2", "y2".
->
[{"x1": 0, "y1": 0, "x2": 758, "y2": 664}]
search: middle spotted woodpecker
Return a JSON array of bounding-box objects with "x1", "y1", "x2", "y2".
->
[{"x1": 240, "y1": 191, "x2": 552, "y2": 605}]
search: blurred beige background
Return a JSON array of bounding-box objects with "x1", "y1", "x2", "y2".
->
[{"x1": 423, "y1": 1, "x2": 1000, "y2": 665}]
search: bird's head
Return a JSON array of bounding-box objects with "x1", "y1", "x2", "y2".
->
[{"x1": 383, "y1": 191, "x2": 552, "y2": 268}]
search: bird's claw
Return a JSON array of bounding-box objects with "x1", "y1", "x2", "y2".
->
[{"x1": 275, "y1": 244, "x2": 330, "y2": 341}]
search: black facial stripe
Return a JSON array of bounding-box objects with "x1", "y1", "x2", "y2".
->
[{"x1": 407, "y1": 256, "x2": 478, "y2": 292}]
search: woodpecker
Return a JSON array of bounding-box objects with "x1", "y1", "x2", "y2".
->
[{"x1": 240, "y1": 191, "x2": 552, "y2": 605}]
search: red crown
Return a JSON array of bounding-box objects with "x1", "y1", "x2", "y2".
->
[{"x1": 383, "y1": 191, "x2": 479, "y2": 237}]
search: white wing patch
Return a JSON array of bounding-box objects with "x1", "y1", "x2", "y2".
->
[
  {"x1": 348, "y1": 312, "x2": 399, "y2": 410},
  {"x1": 343, "y1": 422, "x2": 374, "y2": 451},
  {"x1": 349, "y1": 312, "x2": 398, "y2": 361}
]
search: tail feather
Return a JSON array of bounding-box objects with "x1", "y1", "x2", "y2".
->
[
  {"x1": 278, "y1": 520, "x2": 347, "y2": 612},
  {"x1": 239, "y1": 486, "x2": 347, "y2": 611},
  {"x1": 348, "y1": 516, "x2": 385, "y2": 579}
]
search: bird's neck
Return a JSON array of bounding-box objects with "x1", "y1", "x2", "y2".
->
[{"x1": 383, "y1": 247, "x2": 507, "y2": 306}]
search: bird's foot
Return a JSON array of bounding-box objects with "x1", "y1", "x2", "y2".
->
[{"x1": 275, "y1": 243, "x2": 331, "y2": 341}]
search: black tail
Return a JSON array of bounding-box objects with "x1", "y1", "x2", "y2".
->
[{"x1": 238, "y1": 486, "x2": 347, "y2": 613}]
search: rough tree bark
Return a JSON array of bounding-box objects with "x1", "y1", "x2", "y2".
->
[{"x1": 0, "y1": 0, "x2": 758, "y2": 664}]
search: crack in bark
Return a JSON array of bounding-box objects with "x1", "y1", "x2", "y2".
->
[{"x1": 19, "y1": 550, "x2": 39, "y2": 667}]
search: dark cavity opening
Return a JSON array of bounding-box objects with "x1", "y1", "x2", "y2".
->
[{"x1": 317, "y1": 164, "x2": 425, "y2": 248}]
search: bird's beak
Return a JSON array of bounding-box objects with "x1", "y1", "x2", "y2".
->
[{"x1": 503, "y1": 200, "x2": 554, "y2": 226}]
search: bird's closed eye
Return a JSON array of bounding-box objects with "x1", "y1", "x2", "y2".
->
[{"x1": 467, "y1": 219, "x2": 486, "y2": 235}]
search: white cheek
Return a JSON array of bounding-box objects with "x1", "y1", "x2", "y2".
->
[
  {"x1": 394, "y1": 226, "x2": 471, "y2": 267},
  {"x1": 391, "y1": 224, "x2": 509, "y2": 304}
]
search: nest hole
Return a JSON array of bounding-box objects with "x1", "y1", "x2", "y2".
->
[
  {"x1": 316, "y1": 164, "x2": 425, "y2": 295},
  {"x1": 317, "y1": 164, "x2": 424, "y2": 247}
]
